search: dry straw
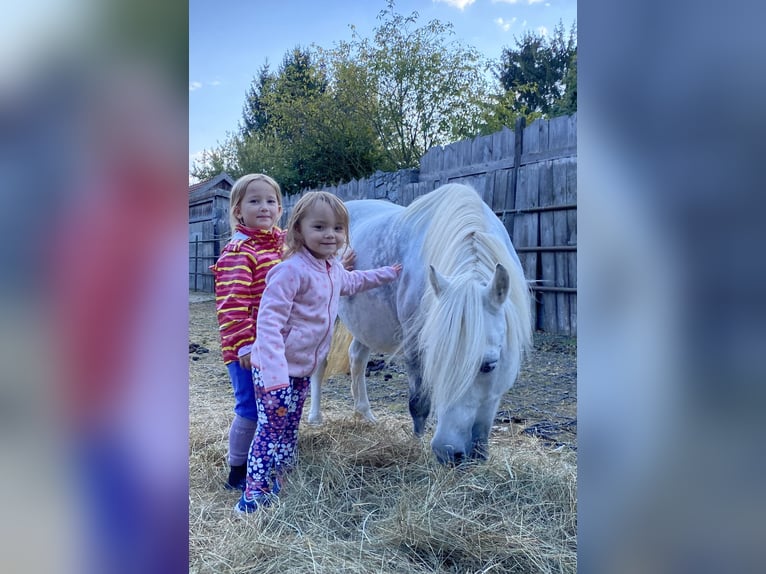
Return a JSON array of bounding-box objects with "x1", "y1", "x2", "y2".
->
[{"x1": 190, "y1": 404, "x2": 576, "y2": 574}]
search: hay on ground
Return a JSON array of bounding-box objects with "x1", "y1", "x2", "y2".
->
[
  {"x1": 190, "y1": 408, "x2": 577, "y2": 574},
  {"x1": 189, "y1": 299, "x2": 576, "y2": 573}
]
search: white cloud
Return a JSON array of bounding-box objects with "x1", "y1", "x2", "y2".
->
[
  {"x1": 494, "y1": 17, "x2": 517, "y2": 32},
  {"x1": 492, "y1": 0, "x2": 520, "y2": 4},
  {"x1": 433, "y1": 0, "x2": 476, "y2": 9},
  {"x1": 528, "y1": 0, "x2": 544, "y2": 4},
  {"x1": 189, "y1": 80, "x2": 222, "y2": 92},
  {"x1": 536, "y1": 25, "x2": 549, "y2": 36}
]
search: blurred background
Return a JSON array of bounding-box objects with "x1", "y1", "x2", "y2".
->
[
  {"x1": 1, "y1": 0, "x2": 764, "y2": 573},
  {"x1": 0, "y1": 1, "x2": 188, "y2": 573},
  {"x1": 579, "y1": 1, "x2": 766, "y2": 572}
]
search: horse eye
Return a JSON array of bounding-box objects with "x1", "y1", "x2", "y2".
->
[{"x1": 480, "y1": 361, "x2": 497, "y2": 373}]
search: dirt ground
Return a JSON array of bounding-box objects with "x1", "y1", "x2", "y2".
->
[{"x1": 189, "y1": 296, "x2": 577, "y2": 452}]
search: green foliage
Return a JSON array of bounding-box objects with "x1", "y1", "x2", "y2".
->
[
  {"x1": 190, "y1": 136, "x2": 238, "y2": 182},
  {"x1": 241, "y1": 64, "x2": 274, "y2": 137},
  {"x1": 550, "y1": 50, "x2": 577, "y2": 116},
  {"x1": 476, "y1": 91, "x2": 543, "y2": 136},
  {"x1": 345, "y1": 0, "x2": 490, "y2": 169},
  {"x1": 495, "y1": 21, "x2": 577, "y2": 118},
  {"x1": 234, "y1": 133, "x2": 295, "y2": 188},
  {"x1": 231, "y1": 46, "x2": 382, "y2": 194}
]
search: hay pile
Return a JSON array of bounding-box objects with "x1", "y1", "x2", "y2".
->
[{"x1": 190, "y1": 406, "x2": 576, "y2": 573}]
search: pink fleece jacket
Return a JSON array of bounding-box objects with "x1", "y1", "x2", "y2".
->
[{"x1": 253, "y1": 247, "x2": 400, "y2": 391}]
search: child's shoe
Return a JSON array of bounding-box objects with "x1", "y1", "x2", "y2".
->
[
  {"x1": 271, "y1": 475, "x2": 282, "y2": 495},
  {"x1": 234, "y1": 492, "x2": 272, "y2": 514},
  {"x1": 225, "y1": 464, "x2": 247, "y2": 491}
]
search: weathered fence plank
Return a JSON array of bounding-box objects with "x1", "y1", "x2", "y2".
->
[
  {"x1": 539, "y1": 161, "x2": 557, "y2": 333},
  {"x1": 552, "y1": 160, "x2": 570, "y2": 335},
  {"x1": 565, "y1": 158, "x2": 577, "y2": 333},
  {"x1": 514, "y1": 163, "x2": 540, "y2": 329}
]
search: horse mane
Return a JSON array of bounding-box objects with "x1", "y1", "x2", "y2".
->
[{"x1": 400, "y1": 184, "x2": 532, "y2": 410}]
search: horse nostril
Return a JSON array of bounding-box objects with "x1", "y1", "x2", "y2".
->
[
  {"x1": 452, "y1": 452, "x2": 464, "y2": 465},
  {"x1": 480, "y1": 361, "x2": 497, "y2": 373}
]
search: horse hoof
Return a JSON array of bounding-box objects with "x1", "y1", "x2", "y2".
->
[
  {"x1": 354, "y1": 410, "x2": 377, "y2": 424},
  {"x1": 307, "y1": 414, "x2": 324, "y2": 426}
]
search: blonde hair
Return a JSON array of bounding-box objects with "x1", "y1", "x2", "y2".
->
[
  {"x1": 284, "y1": 191, "x2": 350, "y2": 259},
  {"x1": 228, "y1": 173, "x2": 283, "y2": 236}
]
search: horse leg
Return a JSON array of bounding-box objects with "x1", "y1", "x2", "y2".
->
[
  {"x1": 405, "y1": 354, "x2": 430, "y2": 437},
  {"x1": 349, "y1": 338, "x2": 375, "y2": 422},
  {"x1": 307, "y1": 355, "x2": 328, "y2": 425}
]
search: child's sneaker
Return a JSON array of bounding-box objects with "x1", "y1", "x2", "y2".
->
[
  {"x1": 271, "y1": 475, "x2": 282, "y2": 496},
  {"x1": 234, "y1": 492, "x2": 273, "y2": 514},
  {"x1": 225, "y1": 464, "x2": 246, "y2": 491}
]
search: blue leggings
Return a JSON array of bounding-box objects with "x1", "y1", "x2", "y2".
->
[{"x1": 226, "y1": 361, "x2": 257, "y2": 420}]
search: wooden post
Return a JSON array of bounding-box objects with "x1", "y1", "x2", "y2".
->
[
  {"x1": 194, "y1": 237, "x2": 199, "y2": 291},
  {"x1": 511, "y1": 116, "x2": 526, "y2": 215}
]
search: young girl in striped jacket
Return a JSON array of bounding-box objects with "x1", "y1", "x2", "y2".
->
[{"x1": 210, "y1": 174, "x2": 286, "y2": 490}]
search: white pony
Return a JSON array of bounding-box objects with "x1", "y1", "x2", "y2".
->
[{"x1": 308, "y1": 183, "x2": 532, "y2": 463}]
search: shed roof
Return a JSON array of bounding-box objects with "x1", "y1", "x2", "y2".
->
[{"x1": 189, "y1": 172, "x2": 235, "y2": 204}]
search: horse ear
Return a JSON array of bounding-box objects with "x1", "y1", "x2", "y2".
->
[
  {"x1": 428, "y1": 265, "x2": 451, "y2": 296},
  {"x1": 486, "y1": 264, "x2": 510, "y2": 309}
]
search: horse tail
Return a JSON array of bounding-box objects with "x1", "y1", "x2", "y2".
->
[{"x1": 323, "y1": 318, "x2": 353, "y2": 382}]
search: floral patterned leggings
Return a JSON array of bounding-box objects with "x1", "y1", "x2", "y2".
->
[{"x1": 243, "y1": 369, "x2": 310, "y2": 500}]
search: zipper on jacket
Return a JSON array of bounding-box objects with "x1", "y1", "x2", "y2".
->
[{"x1": 311, "y1": 262, "x2": 334, "y2": 374}]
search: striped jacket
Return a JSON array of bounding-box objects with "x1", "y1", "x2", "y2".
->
[{"x1": 210, "y1": 225, "x2": 285, "y2": 364}]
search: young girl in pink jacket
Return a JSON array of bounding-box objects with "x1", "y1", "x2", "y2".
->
[{"x1": 235, "y1": 191, "x2": 402, "y2": 513}]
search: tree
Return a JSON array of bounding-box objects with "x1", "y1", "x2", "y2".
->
[
  {"x1": 221, "y1": 46, "x2": 382, "y2": 193},
  {"x1": 476, "y1": 91, "x2": 544, "y2": 136},
  {"x1": 190, "y1": 136, "x2": 238, "y2": 182},
  {"x1": 496, "y1": 21, "x2": 577, "y2": 118},
  {"x1": 335, "y1": 0, "x2": 491, "y2": 169},
  {"x1": 240, "y1": 64, "x2": 274, "y2": 138},
  {"x1": 299, "y1": 57, "x2": 384, "y2": 186},
  {"x1": 550, "y1": 50, "x2": 577, "y2": 116},
  {"x1": 264, "y1": 47, "x2": 328, "y2": 143},
  {"x1": 233, "y1": 133, "x2": 295, "y2": 188}
]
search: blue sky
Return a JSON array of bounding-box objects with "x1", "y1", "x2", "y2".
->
[{"x1": 189, "y1": 0, "x2": 577, "y2": 178}]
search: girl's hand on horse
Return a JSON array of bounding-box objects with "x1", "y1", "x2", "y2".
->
[
  {"x1": 341, "y1": 248, "x2": 356, "y2": 270},
  {"x1": 239, "y1": 353, "x2": 252, "y2": 370},
  {"x1": 393, "y1": 263, "x2": 403, "y2": 275}
]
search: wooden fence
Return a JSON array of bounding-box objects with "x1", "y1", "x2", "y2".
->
[
  {"x1": 189, "y1": 237, "x2": 220, "y2": 293},
  {"x1": 281, "y1": 114, "x2": 577, "y2": 335}
]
